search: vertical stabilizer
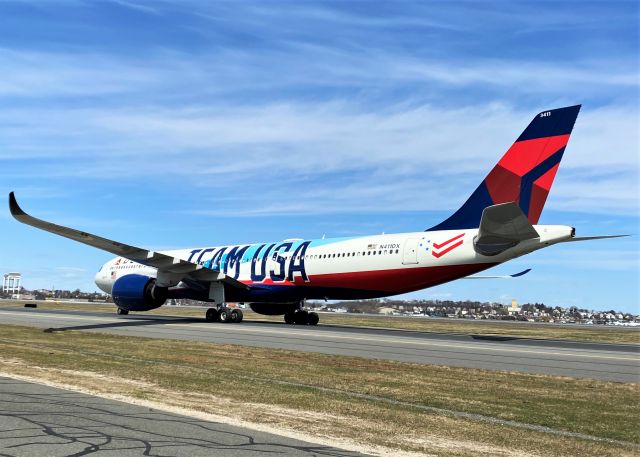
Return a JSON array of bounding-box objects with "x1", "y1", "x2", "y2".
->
[{"x1": 429, "y1": 105, "x2": 581, "y2": 231}]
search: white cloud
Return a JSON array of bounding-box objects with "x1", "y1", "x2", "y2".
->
[
  {"x1": 0, "y1": 100, "x2": 637, "y2": 217},
  {"x1": 0, "y1": 40, "x2": 636, "y2": 219},
  {"x1": 0, "y1": 43, "x2": 636, "y2": 100}
]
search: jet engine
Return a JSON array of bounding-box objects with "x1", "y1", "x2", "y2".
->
[{"x1": 112, "y1": 274, "x2": 167, "y2": 311}]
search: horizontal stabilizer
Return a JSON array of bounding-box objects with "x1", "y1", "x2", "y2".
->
[
  {"x1": 474, "y1": 202, "x2": 539, "y2": 256},
  {"x1": 464, "y1": 268, "x2": 532, "y2": 279},
  {"x1": 8, "y1": 192, "x2": 248, "y2": 290},
  {"x1": 564, "y1": 235, "x2": 629, "y2": 242}
]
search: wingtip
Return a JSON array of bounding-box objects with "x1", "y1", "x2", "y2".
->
[{"x1": 8, "y1": 191, "x2": 25, "y2": 217}]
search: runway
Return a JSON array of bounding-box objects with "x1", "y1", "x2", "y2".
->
[
  {"x1": 0, "y1": 307, "x2": 638, "y2": 382},
  {"x1": 0, "y1": 377, "x2": 366, "y2": 457}
]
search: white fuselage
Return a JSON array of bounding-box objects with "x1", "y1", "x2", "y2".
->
[{"x1": 95, "y1": 225, "x2": 573, "y2": 303}]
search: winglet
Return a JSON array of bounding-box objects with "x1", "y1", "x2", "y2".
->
[{"x1": 9, "y1": 192, "x2": 26, "y2": 218}]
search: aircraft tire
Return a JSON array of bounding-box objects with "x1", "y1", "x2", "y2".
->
[
  {"x1": 116, "y1": 308, "x2": 129, "y2": 315},
  {"x1": 284, "y1": 311, "x2": 295, "y2": 325},
  {"x1": 205, "y1": 308, "x2": 220, "y2": 322},
  {"x1": 230, "y1": 309, "x2": 243, "y2": 323},
  {"x1": 219, "y1": 308, "x2": 230, "y2": 323},
  {"x1": 294, "y1": 310, "x2": 309, "y2": 325},
  {"x1": 307, "y1": 312, "x2": 319, "y2": 326}
]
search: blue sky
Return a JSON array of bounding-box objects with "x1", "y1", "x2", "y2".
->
[{"x1": 0, "y1": 1, "x2": 638, "y2": 312}]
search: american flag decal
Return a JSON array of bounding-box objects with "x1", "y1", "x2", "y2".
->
[{"x1": 367, "y1": 244, "x2": 377, "y2": 250}]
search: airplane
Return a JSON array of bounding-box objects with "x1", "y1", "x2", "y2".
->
[{"x1": 9, "y1": 104, "x2": 624, "y2": 325}]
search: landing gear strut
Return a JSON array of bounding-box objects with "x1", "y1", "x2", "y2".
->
[{"x1": 205, "y1": 306, "x2": 243, "y2": 323}]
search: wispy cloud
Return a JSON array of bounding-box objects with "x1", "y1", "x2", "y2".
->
[
  {"x1": 0, "y1": 46, "x2": 636, "y2": 102},
  {"x1": 1, "y1": 100, "x2": 636, "y2": 217}
]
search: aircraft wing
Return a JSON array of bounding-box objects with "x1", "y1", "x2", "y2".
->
[{"x1": 8, "y1": 192, "x2": 248, "y2": 290}]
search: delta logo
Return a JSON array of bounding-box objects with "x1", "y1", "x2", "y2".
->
[{"x1": 431, "y1": 233, "x2": 464, "y2": 258}]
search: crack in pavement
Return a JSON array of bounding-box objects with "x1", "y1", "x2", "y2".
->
[{"x1": 0, "y1": 378, "x2": 368, "y2": 457}]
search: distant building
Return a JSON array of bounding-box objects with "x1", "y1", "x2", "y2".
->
[
  {"x1": 507, "y1": 299, "x2": 521, "y2": 314},
  {"x1": 3, "y1": 272, "x2": 22, "y2": 298}
]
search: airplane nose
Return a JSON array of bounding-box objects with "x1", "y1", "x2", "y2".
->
[
  {"x1": 95, "y1": 269, "x2": 110, "y2": 294},
  {"x1": 94, "y1": 271, "x2": 103, "y2": 289}
]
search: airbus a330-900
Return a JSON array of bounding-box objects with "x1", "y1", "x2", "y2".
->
[{"x1": 9, "y1": 105, "x2": 622, "y2": 325}]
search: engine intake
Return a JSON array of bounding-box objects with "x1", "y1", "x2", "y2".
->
[{"x1": 112, "y1": 274, "x2": 167, "y2": 311}]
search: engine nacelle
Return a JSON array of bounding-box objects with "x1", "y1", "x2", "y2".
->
[
  {"x1": 112, "y1": 274, "x2": 167, "y2": 311},
  {"x1": 249, "y1": 302, "x2": 296, "y2": 316}
]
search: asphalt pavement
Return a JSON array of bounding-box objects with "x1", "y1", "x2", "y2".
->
[{"x1": 0, "y1": 376, "x2": 368, "y2": 457}]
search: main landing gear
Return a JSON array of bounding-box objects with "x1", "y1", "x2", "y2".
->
[
  {"x1": 205, "y1": 307, "x2": 243, "y2": 324},
  {"x1": 116, "y1": 307, "x2": 129, "y2": 315},
  {"x1": 284, "y1": 309, "x2": 319, "y2": 326}
]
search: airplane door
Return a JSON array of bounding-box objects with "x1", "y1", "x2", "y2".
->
[{"x1": 402, "y1": 238, "x2": 420, "y2": 265}]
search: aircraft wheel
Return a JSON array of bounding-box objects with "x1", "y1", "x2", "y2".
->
[
  {"x1": 307, "y1": 312, "x2": 319, "y2": 326},
  {"x1": 116, "y1": 308, "x2": 129, "y2": 315},
  {"x1": 205, "y1": 308, "x2": 220, "y2": 322},
  {"x1": 294, "y1": 310, "x2": 309, "y2": 325},
  {"x1": 284, "y1": 311, "x2": 296, "y2": 325},
  {"x1": 218, "y1": 308, "x2": 230, "y2": 323},
  {"x1": 230, "y1": 309, "x2": 243, "y2": 323}
]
